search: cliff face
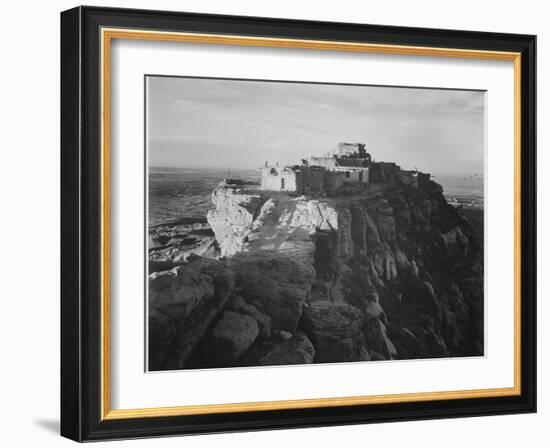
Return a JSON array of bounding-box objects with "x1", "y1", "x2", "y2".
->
[{"x1": 149, "y1": 181, "x2": 483, "y2": 370}]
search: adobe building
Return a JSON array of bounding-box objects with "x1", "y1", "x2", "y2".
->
[
  {"x1": 260, "y1": 148, "x2": 370, "y2": 194},
  {"x1": 260, "y1": 165, "x2": 301, "y2": 193},
  {"x1": 418, "y1": 172, "x2": 431, "y2": 185},
  {"x1": 370, "y1": 161, "x2": 401, "y2": 184},
  {"x1": 307, "y1": 142, "x2": 371, "y2": 170},
  {"x1": 399, "y1": 169, "x2": 419, "y2": 188},
  {"x1": 335, "y1": 142, "x2": 372, "y2": 167},
  {"x1": 260, "y1": 142, "x2": 429, "y2": 195},
  {"x1": 260, "y1": 165, "x2": 327, "y2": 194}
]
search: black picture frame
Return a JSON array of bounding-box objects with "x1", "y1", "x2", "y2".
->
[{"x1": 61, "y1": 5, "x2": 536, "y2": 442}]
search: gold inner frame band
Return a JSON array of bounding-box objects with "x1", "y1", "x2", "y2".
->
[{"x1": 100, "y1": 27, "x2": 522, "y2": 421}]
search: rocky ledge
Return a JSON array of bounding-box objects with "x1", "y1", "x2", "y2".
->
[{"x1": 149, "y1": 180, "x2": 483, "y2": 370}]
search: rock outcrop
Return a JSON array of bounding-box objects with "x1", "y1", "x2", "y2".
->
[
  {"x1": 148, "y1": 257, "x2": 235, "y2": 369},
  {"x1": 258, "y1": 332, "x2": 315, "y2": 366},
  {"x1": 148, "y1": 219, "x2": 217, "y2": 273},
  {"x1": 149, "y1": 179, "x2": 484, "y2": 370},
  {"x1": 206, "y1": 187, "x2": 265, "y2": 257},
  {"x1": 198, "y1": 311, "x2": 259, "y2": 364},
  {"x1": 302, "y1": 301, "x2": 369, "y2": 363},
  {"x1": 229, "y1": 251, "x2": 315, "y2": 333}
]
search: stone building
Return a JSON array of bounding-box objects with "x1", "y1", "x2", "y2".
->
[
  {"x1": 307, "y1": 155, "x2": 337, "y2": 169},
  {"x1": 338, "y1": 142, "x2": 369, "y2": 158},
  {"x1": 323, "y1": 170, "x2": 345, "y2": 191},
  {"x1": 260, "y1": 142, "x2": 427, "y2": 194},
  {"x1": 370, "y1": 161, "x2": 401, "y2": 184},
  {"x1": 260, "y1": 165, "x2": 328, "y2": 194},
  {"x1": 260, "y1": 164, "x2": 368, "y2": 194},
  {"x1": 336, "y1": 142, "x2": 371, "y2": 167},
  {"x1": 261, "y1": 142, "x2": 372, "y2": 194},
  {"x1": 307, "y1": 143, "x2": 371, "y2": 170},
  {"x1": 399, "y1": 169, "x2": 419, "y2": 188},
  {"x1": 260, "y1": 166, "x2": 301, "y2": 192},
  {"x1": 418, "y1": 172, "x2": 431, "y2": 185}
]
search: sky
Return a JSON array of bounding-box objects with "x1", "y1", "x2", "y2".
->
[{"x1": 147, "y1": 76, "x2": 485, "y2": 176}]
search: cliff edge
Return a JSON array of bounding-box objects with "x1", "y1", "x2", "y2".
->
[{"x1": 149, "y1": 180, "x2": 483, "y2": 370}]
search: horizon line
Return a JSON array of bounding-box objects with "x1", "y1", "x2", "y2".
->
[{"x1": 148, "y1": 165, "x2": 484, "y2": 177}]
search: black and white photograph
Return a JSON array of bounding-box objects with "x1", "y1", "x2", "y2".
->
[
  {"x1": 52, "y1": 4, "x2": 539, "y2": 443},
  {"x1": 146, "y1": 76, "x2": 485, "y2": 371}
]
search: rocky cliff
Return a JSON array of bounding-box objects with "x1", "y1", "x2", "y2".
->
[{"x1": 149, "y1": 180, "x2": 483, "y2": 370}]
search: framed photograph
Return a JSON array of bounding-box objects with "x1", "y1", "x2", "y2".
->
[{"x1": 60, "y1": 6, "x2": 536, "y2": 441}]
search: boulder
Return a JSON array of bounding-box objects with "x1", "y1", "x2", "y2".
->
[
  {"x1": 148, "y1": 257, "x2": 235, "y2": 369},
  {"x1": 258, "y1": 332, "x2": 315, "y2": 366},
  {"x1": 285, "y1": 198, "x2": 338, "y2": 231},
  {"x1": 206, "y1": 186, "x2": 265, "y2": 257},
  {"x1": 202, "y1": 311, "x2": 259, "y2": 363},
  {"x1": 302, "y1": 301, "x2": 368, "y2": 363},
  {"x1": 226, "y1": 295, "x2": 272, "y2": 339},
  {"x1": 230, "y1": 251, "x2": 315, "y2": 333}
]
